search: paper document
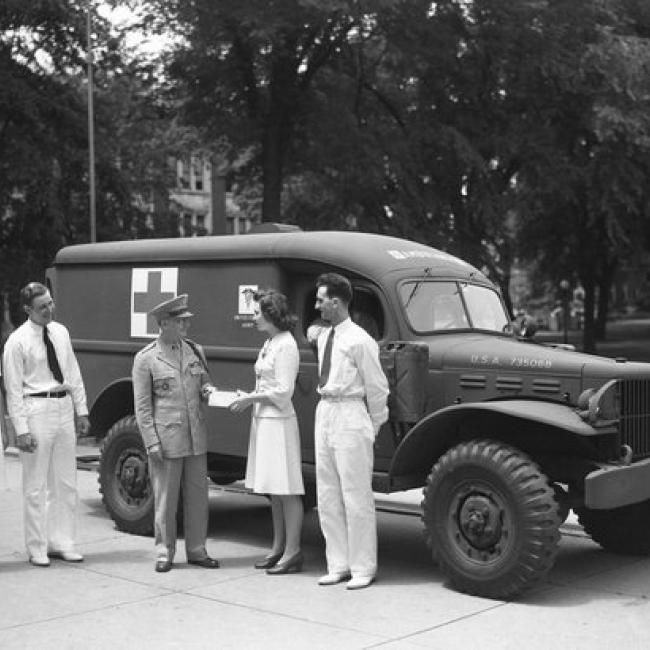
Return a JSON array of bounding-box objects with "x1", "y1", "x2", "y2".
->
[{"x1": 208, "y1": 391, "x2": 239, "y2": 408}]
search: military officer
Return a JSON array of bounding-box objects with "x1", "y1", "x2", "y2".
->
[{"x1": 132, "y1": 294, "x2": 219, "y2": 573}]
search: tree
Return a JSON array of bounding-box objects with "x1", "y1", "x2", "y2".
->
[
  {"x1": 366, "y1": 0, "x2": 650, "y2": 336},
  {"x1": 0, "y1": 0, "x2": 90, "y2": 304},
  {"x1": 144, "y1": 0, "x2": 411, "y2": 222},
  {"x1": 0, "y1": 1, "x2": 182, "y2": 312},
  {"x1": 512, "y1": 0, "x2": 650, "y2": 350}
]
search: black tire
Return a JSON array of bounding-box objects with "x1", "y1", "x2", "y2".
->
[
  {"x1": 208, "y1": 474, "x2": 239, "y2": 486},
  {"x1": 98, "y1": 415, "x2": 154, "y2": 536},
  {"x1": 422, "y1": 440, "x2": 561, "y2": 600},
  {"x1": 576, "y1": 500, "x2": 650, "y2": 555}
]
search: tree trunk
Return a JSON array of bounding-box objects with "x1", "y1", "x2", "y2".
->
[
  {"x1": 595, "y1": 280, "x2": 609, "y2": 341},
  {"x1": 261, "y1": 113, "x2": 288, "y2": 222}
]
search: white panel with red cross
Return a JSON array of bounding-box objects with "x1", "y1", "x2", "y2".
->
[{"x1": 130, "y1": 268, "x2": 178, "y2": 338}]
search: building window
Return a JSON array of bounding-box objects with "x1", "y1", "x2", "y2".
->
[
  {"x1": 178, "y1": 212, "x2": 208, "y2": 237},
  {"x1": 178, "y1": 212, "x2": 193, "y2": 237},
  {"x1": 178, "y1": 158, "x2": 190, "y2": 189},
  {"x1": 192, "y1": 157, "x2": 203, "y2": 191},
  {"x1": 227, "y1": 214, "x2": 253, "y2": 235}
]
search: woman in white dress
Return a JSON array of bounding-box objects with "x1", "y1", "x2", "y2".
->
[{"x1": 230, "y1": 289, "x2": 304, "y2": 574}]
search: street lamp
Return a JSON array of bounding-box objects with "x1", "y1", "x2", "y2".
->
[
  {"x1": 87, "y1": 1, "x2": 97, "y2": 243},
  {"x1": 559, "y1": 279, "x2": 571, "y2": 345}
]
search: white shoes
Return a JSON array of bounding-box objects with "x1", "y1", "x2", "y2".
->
[
  {"x1": 346, "y1": 575, "x2": 375, "y2": 590},
  {"x1": 29, "y1": 555, "x2": 50, "y2": 567},
  {"x1": 48, "y1": 549, "x2": 84, "y2": 562},
  {"x1": 318, "y1": 571, "x2": 351, "y2": 586}
]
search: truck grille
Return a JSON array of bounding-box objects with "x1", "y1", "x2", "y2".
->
[{"x1": 618, "y1": 379, "x2": 650, "y2": 459}]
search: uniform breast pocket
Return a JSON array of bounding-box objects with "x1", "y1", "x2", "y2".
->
[{"x1": 152, "y1": 373, "x2": 176, "y2": 397}]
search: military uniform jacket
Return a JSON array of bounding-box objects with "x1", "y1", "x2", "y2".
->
[{"x1": 132, "y1": 337, "x2": 211, "y2": 458}]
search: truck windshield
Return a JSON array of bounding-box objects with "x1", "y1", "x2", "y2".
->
[{"x1": 399, "y1": 280, "x2": 510, "y2": 333}]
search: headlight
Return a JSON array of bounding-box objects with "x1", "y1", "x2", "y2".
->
[{"x1": 577, "y1": 379, "x2": 619, "y2": 426}]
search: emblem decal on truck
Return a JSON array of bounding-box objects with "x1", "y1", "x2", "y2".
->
[
  {"x1": 131, "y1": 268, "x2": 179, "y2": 338},
  {"x1": 238, "y1": 284, "x2": 258, "y2": 316}
]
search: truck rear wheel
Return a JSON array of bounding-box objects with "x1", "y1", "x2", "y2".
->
[
  {"x1": 576, "y1": 500, "x2": 650, "y2": 555},
  {"x1": 422, "y1": 440, "x2": 561, "y2": 599},
  {"x1": 98, "y1": 415, "x2": 154, "y2": 536}
]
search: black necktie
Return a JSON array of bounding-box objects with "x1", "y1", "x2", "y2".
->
[
  {"x1": 43, "y1": 325, "x2": 64, "y2": 384},
  {"x1": 319, "y1": 328, "x2": 334, "y2": 388}
]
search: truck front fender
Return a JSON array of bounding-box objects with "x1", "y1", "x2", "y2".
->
[
  {"x1": 389, "y1": 400, "x2": 607, "y2": 484},
  {"x1": 89, "y1": 378, "x2": 134, "y2": 439}
]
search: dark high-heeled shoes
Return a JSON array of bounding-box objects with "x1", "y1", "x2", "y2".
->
[
  {"x1": 254, "y1": 552, "x2": 283, "y2": 569},
  {"x1": 266, "y1": 551, "x2": 303, "y2": 575}
]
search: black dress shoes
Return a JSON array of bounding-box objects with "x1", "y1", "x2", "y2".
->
[
  {"x1": 254, "y1": 552, "x2": 283, "y2": 569},
  {"x1": 266, "y1": 552, "x2": 303, "y2": 575},
  {"x1": 188, "y1": 556, "x2": 220, "y2": 569},
  {"x1": 155, "y1": 559, "x2": 172, "y2": 573}
]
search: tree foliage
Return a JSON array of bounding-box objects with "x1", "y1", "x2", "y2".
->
[
  {"x1": 1, "y1": 0, "x2": 89, "y2": 300},
  {"x1": 3, "y1": 0, "x2": 650, "y2": 351},
  {"x1": 0, "y1": 0, "x2": 178, "y2": 308},
  {"x1": 143, "y1": 0, "x2": 410, "y2": 221}
]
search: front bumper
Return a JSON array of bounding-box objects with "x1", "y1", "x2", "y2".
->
[{"x1": 585, "y1": 456, "x2": 650, "y2": 509}]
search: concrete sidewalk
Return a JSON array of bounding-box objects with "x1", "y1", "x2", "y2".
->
[{"x1": 1, "y1": 451, "x2": 650, "y2": 649}]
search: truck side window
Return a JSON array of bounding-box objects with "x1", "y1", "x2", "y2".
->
[{"x1": 351, "y1": 287, "x2": 384, "y2": 340}]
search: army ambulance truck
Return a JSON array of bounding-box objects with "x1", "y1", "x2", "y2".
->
[{"x1": 48, "y1": 229, "x2": 650, "y2": 599}]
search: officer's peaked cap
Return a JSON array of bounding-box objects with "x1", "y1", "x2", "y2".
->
[{"x1": 149, "y1": 293, "x2": 194, "y2": 320}]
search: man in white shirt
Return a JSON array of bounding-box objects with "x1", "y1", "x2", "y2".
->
[
  {"x1": 2, "y1": 282, "x2": 89, "y2": 566},
  {"x1": 314, "y1": 272, "x2": 389, "y2": 590},
  {"x1": 0, "y1": 364, "x2": 7, "y2": 489}
]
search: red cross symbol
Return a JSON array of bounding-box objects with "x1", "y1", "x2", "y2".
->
[{"x1": 133, "y1": 271, "x2": 175, "y2": 335}]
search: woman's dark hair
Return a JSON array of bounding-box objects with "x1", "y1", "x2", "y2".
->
[
  {"x1": 254, "y1": 289, "x2": 297, "y2": 332},
  {"x1": 20, "y1": 282, "x2": 49, "y2": 308}
]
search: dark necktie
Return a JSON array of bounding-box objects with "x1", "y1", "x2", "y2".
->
[
  {"x1": 43, "y1": 325, "x2": 64, "y2": 384},
  {"x1": 319, "y1": 328, "x2": 335, "y2": 388}
]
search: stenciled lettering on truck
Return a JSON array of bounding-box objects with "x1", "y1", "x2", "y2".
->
[{"x1": 470, "y1": 354, "x2": 553, "y2": 369}]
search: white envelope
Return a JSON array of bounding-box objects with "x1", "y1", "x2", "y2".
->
[{"x1": 208, "y1": 391, "x2": 239, "y2": 408}]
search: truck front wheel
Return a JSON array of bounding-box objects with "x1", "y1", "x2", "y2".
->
[
  {"x1": 98, "y1": 416, "x2": 154, "y2": 536},
  {"x1": 422, "y1": 440, "x2": 561, "y2": 599},
  {"x1": 576, "y1": 500, "x2": 650, "y2": 555}
]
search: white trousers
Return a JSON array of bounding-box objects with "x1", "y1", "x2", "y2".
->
[
  {"x1": 0, "y1": 443, "x2": 6, "y2": 490},
  {"x1": 20, "y1": 395, "x2": 77, "y2": 558},
  {"x1": 149, "y1": 452, "x2": 209, "y2": 562},
  {"x1": 315, "y1": 399, "x2": 377, "y2": 578}
]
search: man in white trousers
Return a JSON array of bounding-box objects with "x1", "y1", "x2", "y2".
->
[
  {"x1": 2, "y1": 282, "x2": 89, "y2": 566},
  {"x1": 314, "y1": 272, "x2": 389, "y2": 590},
  {"x1": 1, "y1": 364, "x2": 7, "y2": 489}
]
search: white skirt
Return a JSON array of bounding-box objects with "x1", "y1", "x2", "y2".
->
[{"x1": 245, "y1": 416, "x2": 304, "y2": 495}]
